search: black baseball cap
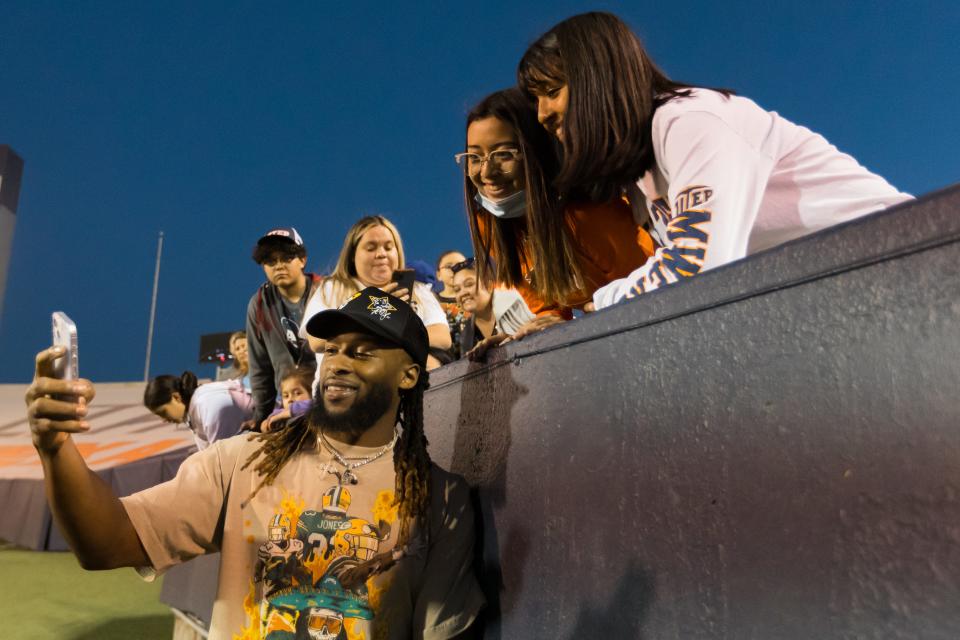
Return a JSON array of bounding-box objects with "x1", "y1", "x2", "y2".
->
[
  {"x1": 305, "y1": 287, "x2": 429, "y2": 367},
  {"x1": 257, "y1": 227, "x2": 304, "y2": 247}
]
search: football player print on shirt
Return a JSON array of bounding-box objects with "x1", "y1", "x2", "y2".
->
[
  {"x1": 254, "y1": 485, "x2": 394, "y2": 640},
  {"x1": 629, "y1": 184, "x2": 714, "y2": 297}
]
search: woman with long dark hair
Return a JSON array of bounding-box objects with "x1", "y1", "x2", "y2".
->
[
  {"x1": 144, "y1": 372, "x2": 253, "y2": 450},
  {"x1": 457, "y1": 88, "x2": 655, "y2": 342},
  {"x1": 518, "y1": 11, "x2": 912, "y2": 310}
]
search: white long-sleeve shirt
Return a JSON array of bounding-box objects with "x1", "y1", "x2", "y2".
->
[
  {"x1": 592, "y1": 89, "x2": 913, "y2": 309},
  {"x1": 186, "y1": 380, "x2": 253, "y2": 450}
]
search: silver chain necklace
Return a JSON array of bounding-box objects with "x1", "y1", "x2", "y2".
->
[{"x1": 318, "y1": 428, "x2": 399, "y2": 486}]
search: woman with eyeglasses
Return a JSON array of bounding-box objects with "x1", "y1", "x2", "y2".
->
[
  {"x1": 519, "y1": 12, "x2": 912, "y2": 311},
  {"x1": 300, "y1": 215, "x2": 451, "y2": 371},
  {"x1": 456, "y1": 88, "x2": 656, "y2": 355}
]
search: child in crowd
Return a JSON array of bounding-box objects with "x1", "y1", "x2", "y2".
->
[
  {"x1": 144, "y1": 372, "x2": 253, "y2": 450},
  {"x1": 518, "y1": 11, "x2": 912, "y2": 310},
  {"x1": 258, "y1": 366, "x2": 314, "y2": 433},
  {"x1": 457, "y1": 88, "x2": 655, "y2": 355},
  {"x1": 300, "y1": 215, "x2": 452, "y2": 370},
  {"x1": 279, "y1": 366, "x2": 312, "y2": 409},
  {"x1": 450, "y1": 258, "x2": 535, "y2": 356}
]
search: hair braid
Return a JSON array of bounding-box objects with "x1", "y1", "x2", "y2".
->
[
  {"x1": 393, "y1": 372, "x2": 432, "y2": 546},
  {"x1": 240, "y1": 416, "x2": 315, "y2": 507}
]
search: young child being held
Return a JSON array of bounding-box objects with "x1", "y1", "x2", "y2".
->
[{"x1": 261, "y1": 366, "x2": 314, "y2": 432}]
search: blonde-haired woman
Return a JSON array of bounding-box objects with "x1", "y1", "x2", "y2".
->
[{"x1": 301, "y1": 215, "x2": 451, "y2": 371}]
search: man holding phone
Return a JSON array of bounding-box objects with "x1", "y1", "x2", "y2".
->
[
  {"x1": 25, "y1": 289, "x2": 483, "y2": 639},
  {"x1": 246, "y1": 227, "x2": 322, "y2": 429}
]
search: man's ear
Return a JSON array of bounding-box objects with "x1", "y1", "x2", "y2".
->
[{"x1": 398, "y1": 362, "x2": 420, "y2": 391}]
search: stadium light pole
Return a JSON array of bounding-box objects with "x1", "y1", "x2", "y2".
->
[{"x1": 143, "y1": 231, "x2": 164, "y2": 382}]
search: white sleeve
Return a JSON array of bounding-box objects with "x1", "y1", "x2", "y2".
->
[
  {"x1": 299, "y1": 282, "x2": 331, "y2": 339},
  {"x1": 195, "y1": 384, "x2": 249, "y2": 445},
  {"x1": 592, "y1": 111, "x2": 775, "y2": 309},
  {"x1": 414, "y1": 282, "x2": 447, "y2": 327}
]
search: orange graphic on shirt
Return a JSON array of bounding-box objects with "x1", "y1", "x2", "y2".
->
[
  {"x1": 232, "y1": 580, "x2": 260, "y2": 640},
  {"x1": 344, "y1": 617, "x2": 369, "y2": 640},
  {"x1": 371, "y1": 490, "x2": 398, "y2": 525},
  {"x1": 279, "y1": 490, "x2": 306, "y2": 538}
]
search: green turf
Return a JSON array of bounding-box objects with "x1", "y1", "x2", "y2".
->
[{"x1": 0, "y1": 546, "x2": 173, "y2": 640}]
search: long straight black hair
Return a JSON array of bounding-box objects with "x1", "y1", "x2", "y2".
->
[
  {"x1": 463, "y1": 88, "x2": 584, "y2": 305},
  {"x1": 518, "y1": 11, "x2": 729, "y2": 203}
]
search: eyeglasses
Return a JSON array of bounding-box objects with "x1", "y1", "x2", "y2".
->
[
  {"x1": 449, "y1": 258, "x2": 476, "y2": 274},
  {"x1": 262, "y1": 255, "x2": 299, "y2": 267},
  {"x1": 454, "y1": 149, "x2": 522, "y2": 176}
]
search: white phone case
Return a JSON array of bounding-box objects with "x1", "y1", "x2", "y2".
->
[{"x1": 51, "y1": 311, "x2": 79, "y2": 380}]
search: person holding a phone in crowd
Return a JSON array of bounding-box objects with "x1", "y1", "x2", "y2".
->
[
  {"x1": 300, "y1": 216, "x2": 451, "y2": 377},
  {"x1": 24, "y1": 289, "x2": 484, "y2": 639}
]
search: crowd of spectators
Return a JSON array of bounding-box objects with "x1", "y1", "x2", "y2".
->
[
  {"x1": 143, "y1": 10, "x2": 912, "y2": 444},
  {"x1": 27, "y1": 10, "x2": 919, "y2": 638}
]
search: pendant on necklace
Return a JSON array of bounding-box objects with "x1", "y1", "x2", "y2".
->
[{"x1": 340, "y1": 469, "x2": 359, "y2": 485}]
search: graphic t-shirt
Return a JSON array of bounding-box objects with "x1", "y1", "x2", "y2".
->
[
  {"x1": 279, "y1": 295, "x2": 305, "y2": 348},
  {"x1": 121, "y1": 434, "x2": 483, "y2": 639}
]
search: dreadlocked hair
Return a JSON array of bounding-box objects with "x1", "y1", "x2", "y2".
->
[
  {"x1": 393, "y1": 371, "x2": 432, "y2": 546},
  {"x1": 239, "y1": 373, "x2": 433, "y2": 548},
  {"x1": 240, "y1": 416, "x2": 316, "y2": 508}
]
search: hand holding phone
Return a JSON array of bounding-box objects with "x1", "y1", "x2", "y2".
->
[
  {"x1": 24, "y1": 315, "x2": 93, "y2": 453},
  {"x1": 390, "y1": 269, "x2": 416, "y2": 302},
  {"x1": 51, "y1": 312, "x2": 79, "y2": 381}
]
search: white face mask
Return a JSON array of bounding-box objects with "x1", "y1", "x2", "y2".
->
[{"x1": 475, "y1": 190, "x2": 527, "y2": 219}]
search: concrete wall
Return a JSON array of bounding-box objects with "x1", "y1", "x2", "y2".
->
[{"x1": 423, "y1": 185, "x2": 960, "y2": 639}]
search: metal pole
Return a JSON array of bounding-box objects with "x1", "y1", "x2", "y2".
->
[{"x1": 144, "y1": 231, "x2": 164, "y2": 382}]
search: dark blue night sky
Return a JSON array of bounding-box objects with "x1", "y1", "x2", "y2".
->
[{"x1": 1, "y1": 1, "x2": 957, "y2": 382}]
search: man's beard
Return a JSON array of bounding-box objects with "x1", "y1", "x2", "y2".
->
[{"x1": 308, "y1": 380, "x2": 395, "y2": 441}]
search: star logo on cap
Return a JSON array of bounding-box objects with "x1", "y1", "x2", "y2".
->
[{"x1": 367, "y1": 296, "x2": 397, "y2": 320}]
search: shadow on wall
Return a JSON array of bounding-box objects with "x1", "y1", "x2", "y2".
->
[
  {"x1": 564, "y1": 563, "x2": 656, "y2": 640},
  {"x1": 448, "y1": 352, "x2": 527, "y2": 639}
]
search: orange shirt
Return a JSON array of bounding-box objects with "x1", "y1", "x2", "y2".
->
[{"x1": 476, "y1": 197, "x2": 656, "y2": 319}]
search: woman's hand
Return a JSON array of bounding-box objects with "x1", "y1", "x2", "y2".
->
[
  {"x1": 512, "y1": 314, "x2": 566, "y2": 339},
  {"x1": 466, "y1": 315, "x2": 567, "y2": 361},
  {"x1": 24, "y1": 346, "x2": 97, "y2": 453},
  {"x1": 583, "y1": 302, "x2": 596, "y2": 313},
  {"x1": 466, "y1": 333, "x2": 512, "y2": 361},
  {"x1": 379, "y1": 281, "x2": 411, "y2": 302}
]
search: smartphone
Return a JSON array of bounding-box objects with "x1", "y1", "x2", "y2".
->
[
  {"x1": 391, "y1": 269, "x2": 416, "y2": 295},
  {"x1": 51, "y1": 312, "x2": 79, "y2": 380}
]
